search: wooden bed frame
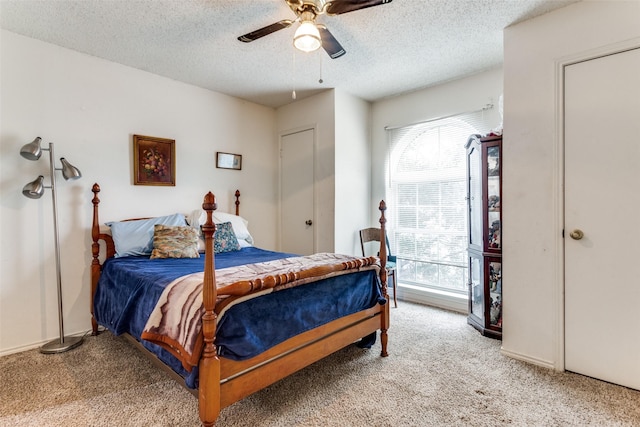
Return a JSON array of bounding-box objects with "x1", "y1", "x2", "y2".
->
[{"x1": 90, "y1": 183, "x2": 390, "y2": 426}]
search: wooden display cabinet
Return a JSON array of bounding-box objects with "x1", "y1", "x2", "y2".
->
[{"x1": 465, "y1": 134, "x2": 502, "y2": 339}]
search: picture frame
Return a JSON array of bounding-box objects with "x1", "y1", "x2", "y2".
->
[
  {"x1": 216, "y1": 152, "x2": 242, "y2": 170},
  {"x1": 133, "y1": 135, "x2": 176, "y2": 186}
]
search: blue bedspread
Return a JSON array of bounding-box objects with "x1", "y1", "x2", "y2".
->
[{"x1": 93, "y1": 247, "x2": 384, "y2": 389}]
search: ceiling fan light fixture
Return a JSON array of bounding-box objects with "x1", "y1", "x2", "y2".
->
[{"x1": 293, "y1": 20, "x2": 321, "y2": 52}]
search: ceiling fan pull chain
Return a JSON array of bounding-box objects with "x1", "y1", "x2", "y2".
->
[
  {"x1": 292, "y1": 50, "x2": 297, "y2": 100},
  {"x1": 319, "y1": 53, "x2": 323, "y2": 84}
]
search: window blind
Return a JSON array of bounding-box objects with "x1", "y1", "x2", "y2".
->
[{"x1": 387, "y1": 109, "x2": 493, "y2": 294}]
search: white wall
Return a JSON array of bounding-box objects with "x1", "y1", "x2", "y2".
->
[
  {"x1": 502, "y1": 0, "x2": 640, "y2": 368},
  {"x1": 0, "y1": 31, "x2": 278, "y2": 354},
  {"x1": 334, "y1": 91, "x2": 371, "y2": 256}
]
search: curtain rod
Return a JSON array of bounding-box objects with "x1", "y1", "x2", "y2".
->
[{"x1": 384, "y1": 103, "x2": 494, "y2": 131}]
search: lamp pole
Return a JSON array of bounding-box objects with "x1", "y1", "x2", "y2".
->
[{"x1": 39, "y1": 143, "x2": 83, "y2": 354}]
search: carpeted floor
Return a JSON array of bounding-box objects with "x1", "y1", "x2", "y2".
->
[{"x1": 1, "y1": 302, "x2": 639, "y2": 426}]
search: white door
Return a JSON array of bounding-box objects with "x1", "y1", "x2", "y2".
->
[
  {"x1": 565, "y1": 47, "x2": 640, "y2": 390},
  {"x1": 280, "y1": 128, "x2": 315, "y2": 255}
]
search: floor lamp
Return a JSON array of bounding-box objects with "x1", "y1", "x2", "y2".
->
[{"x1": 20, "y1": 137, "x2": 84, "y2": 354}]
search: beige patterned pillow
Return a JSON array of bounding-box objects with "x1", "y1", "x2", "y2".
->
[{"x1": 150, "y1": 225, "x2": 200, "y2": 259}]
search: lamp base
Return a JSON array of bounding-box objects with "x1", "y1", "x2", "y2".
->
[{"x1": 40, "y1": 335, "x2": 84, "y2": 354}]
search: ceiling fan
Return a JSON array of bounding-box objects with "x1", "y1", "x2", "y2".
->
[{"x1": 237, "y1": 0, "x2": 393, "y2": 59}]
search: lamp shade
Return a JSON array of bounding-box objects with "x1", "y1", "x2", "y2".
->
[
  {"x1": 60, "y1": 158, "x2": 82, "y2": 180},
  {"x1": 22, "y1": 175, "x2": 45, "y2": 199},
  {"x1": 294, "y1": 21, "x2": 321, "y2": 52},
  {"x1": 20, "y1": 137, "x2": 43, "y2": 160}
]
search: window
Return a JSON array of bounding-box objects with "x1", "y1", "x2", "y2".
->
[{"x1": 387, "y1": 111, "x2": 492, "y2": 295}]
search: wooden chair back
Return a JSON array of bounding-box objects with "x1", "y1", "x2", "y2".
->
[
  {"x1": 359, "y1": 227, "x2": 392, "y2": 259},
  {"x1": 359, "y1": 227, "x2": 398, "y2": 308}
]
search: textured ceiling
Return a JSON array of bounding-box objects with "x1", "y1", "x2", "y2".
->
[{"x1": 0, "y1": 0, "x2": 579, "y2": 108}]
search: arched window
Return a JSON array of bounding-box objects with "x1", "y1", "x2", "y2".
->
[{"x1": 387, "y1": 112, "x2": 491, "y2": 294}]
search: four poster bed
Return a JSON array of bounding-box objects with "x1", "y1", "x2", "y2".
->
[{"x1": 90, "y1": 183, "x2": 390, "y2": 426}]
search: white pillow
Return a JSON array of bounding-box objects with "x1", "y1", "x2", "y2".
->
[
  {"x1": 186, "y1": 209, "x2": 205, "y2": 234},
  {"x1": 213, "y1": 212, "x2": 254, "y2": 246},
  {"x1": 187, "y1": 209, "x2": 254, "y2": 247},
  {"x1": 107, "y1": 213, "x2": 186, "y2": 257}
]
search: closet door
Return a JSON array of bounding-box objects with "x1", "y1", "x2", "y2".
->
[
  {"x1": 280, "y1": 128, "x2": 315, "y2": 255},
  {"x1": 564, "y1": 47, "x2": 640, "y2": 390}
]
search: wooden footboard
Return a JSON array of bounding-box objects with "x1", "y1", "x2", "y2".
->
[
  {"x1": 218, "y1": 304, "x2": 386, "y2": 408},
  {"x1": 90, "y1": 184, "x2": 390, "y2": 427}
]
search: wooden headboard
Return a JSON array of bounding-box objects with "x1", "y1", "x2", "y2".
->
[
  {"x1": 90, "y1": 184, "x2": 241, "y2": 260},
  {"x1": 89, "y1": 183, "x2": 241, "y2": 333}
]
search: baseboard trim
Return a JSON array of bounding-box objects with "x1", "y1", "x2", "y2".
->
[
  {"x1": 0, "y1": 341, "x2": 42, "y2": 357},
  {"x1": 500, "y1": 347, "x2": 557, "y2": 371},
  {"x1": 0, "y1": 330, "x2": 90, "y2": 357},
  {"x1": 397, "y1": 283, "x2": 467, "y2": 314}
]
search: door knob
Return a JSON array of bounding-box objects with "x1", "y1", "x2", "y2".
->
[
  {"x1": 569, "y1": 229, "x2": 584, "y2": 240},
  {"x1": 305, "y1": 220, "x2": 313, "y2": 226}
]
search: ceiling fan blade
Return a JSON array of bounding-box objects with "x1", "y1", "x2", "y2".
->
[
  {"x1": 325, "y1": 0, "x2": 392, "y2": 15},
  {"x1": 318, "y1": 25, "x2": 346, "y2": 59},
  {"x1": 238, "y1": 20, "x2": 294, "y2": 43}
]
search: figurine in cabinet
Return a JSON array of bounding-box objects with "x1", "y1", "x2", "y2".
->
[{"x1": 488, "y1": 219, "x2": 500, "y2": 248}]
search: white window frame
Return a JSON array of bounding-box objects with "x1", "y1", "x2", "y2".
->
[{"x1": 386, "y1": 109, "x2": 494, "y2": 311}]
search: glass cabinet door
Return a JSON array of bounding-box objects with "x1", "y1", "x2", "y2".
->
[
  {"x1": 486, "y1": 145, "x2": 501, "y2": 250},
  {"x1": 468, "y1": 253, "x2": 483, "y2": 323},
  {"x1": 487, "y1": 259, "x2": 502, "y2": 328},
  {"x1": 467, "y1": 144, "x2": 482, "y2": 248}
]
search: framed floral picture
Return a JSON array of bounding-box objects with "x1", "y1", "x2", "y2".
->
[{"x1": 133, "y1": 135, "x2": 175, "y2": 186}]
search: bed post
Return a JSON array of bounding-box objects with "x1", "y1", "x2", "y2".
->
[
  {"x1": 234, "y1": 189, "x2": 240, "y2": 216},
  {"x1": 90, "y1": 183, "x2": 102, "y2": 336},
  {"x1": 378, "y1": 200, "x2": 389, "y2": 358},
  {"x1": 199, "y1": 192, "x2": 221, "y2": 427}
]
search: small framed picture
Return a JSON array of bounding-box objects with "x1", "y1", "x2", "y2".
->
[
  {"x1": 133, "y1": 135, "x2": 176, "y2": 186},
  {"x1": 216, "y1": 152, "x2": 242, "y2": 170}
]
